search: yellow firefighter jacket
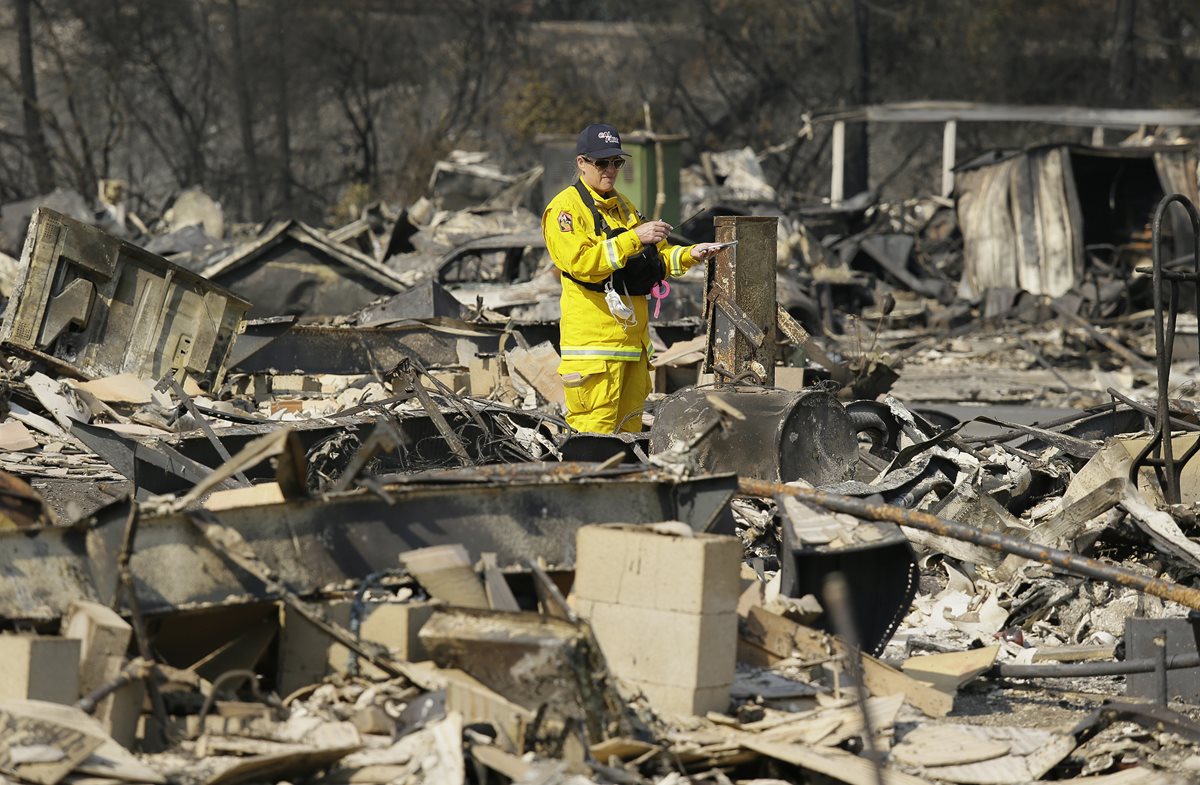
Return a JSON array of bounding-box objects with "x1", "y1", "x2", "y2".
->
[{"x1": 541, "y1": 180, "x2": 698, "y2": 376}]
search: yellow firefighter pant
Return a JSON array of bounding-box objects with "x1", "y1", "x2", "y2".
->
[{"x1": 562, "y1": 355, "x2": 652, "y2": 434}]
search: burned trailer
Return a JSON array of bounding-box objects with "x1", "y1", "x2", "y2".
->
[{"x1": 955, "y1": 142, "x2": 1200, "y2": 306}]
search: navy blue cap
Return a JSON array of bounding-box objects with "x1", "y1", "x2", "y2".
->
[{"x1": 576, "y1": 123, "x2": 631, "y2": 159}]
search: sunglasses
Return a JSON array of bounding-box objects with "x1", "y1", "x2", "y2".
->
[{"x1": 587, "y1": 157, "x2": 626, "y2": 171}]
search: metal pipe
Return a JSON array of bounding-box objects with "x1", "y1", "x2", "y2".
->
[
  {"x1": 737, "y1": 477, "x2": 1200, "y2": 611},
  {"x1": 1108, "y1": 387, "x2": 1200, "y2": 433},
  {"x1": 1155, "y1": 631, "x2": 1169, "y2": 707},
  {"x1": 993, "y1": 651, "x2": 1200, "y2": 679},
  {"x1": 77, "y1": 656, "x2": 152, "y2": 715},
  {"x1": 961, "y1": 402, "x2": 1120, "y2": 445}
]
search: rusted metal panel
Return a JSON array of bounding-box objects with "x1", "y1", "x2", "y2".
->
[
  {"x1": 1016, "y1": 147, "x2": 1077, "y2": 296},
  {"x1": 957, "y1": 144, "x2": 1196, "y2": 300},
  {"x1": 0, "y1": 208, "x2": 249, "y2": 392},
  {"x1": 705, "y1": 216, "x2": 777, "y2": 385},
  {"x1": 0, "y1": 467, "x2": 736, "y2": 622}
]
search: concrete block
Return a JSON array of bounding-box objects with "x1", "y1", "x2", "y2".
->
[
  {"x1": 632, "y1": 681, "x2": 731, "y2": 717},
  {"x1": 278, "y1": 599, "x2": 440, "y2": 696},
  {"x1": 469, "y1": 355, "x2": 502, "y2": 397},
  {"x1": 400, "y1": 544, "x2": 489, "y2": 608},
  {"x1": 64, "y1": 599, "x2": 132, "y2": 694},
  {"x1": 0, "y1": 635, "x2": 80, "y2": 704},
  {"x1": 94, "y1": 655, "x2": 144, "y2": 749},
  {"x1": 576, "y1": 597, "x2": 736, "y2": 690},
  {"x1": 773, "y1": 365, "x2": 813, "y2": 391},
  {"x1": 442, "y1": 667, "x2": 535, "y2": 747},
  {"x1": 574, "y1": 524, "x2": 741, "y2": 615}
]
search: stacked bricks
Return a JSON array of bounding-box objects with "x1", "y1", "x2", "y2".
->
[{"x1": 573, "y1": 523, "x2": 741, "y2": 716}]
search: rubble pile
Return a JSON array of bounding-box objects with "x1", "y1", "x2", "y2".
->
[{"x1": 1, "y1": 144, "x2": 1200, "y2": 785}]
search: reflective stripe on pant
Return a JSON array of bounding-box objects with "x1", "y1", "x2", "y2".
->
[{"x1": 562, "y1": 355, "x2": 652, "y2": 434}]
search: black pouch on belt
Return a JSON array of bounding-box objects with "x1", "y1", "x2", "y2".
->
[{"x1": 561, "y1": 181, "x2": 665, "y2": 297}]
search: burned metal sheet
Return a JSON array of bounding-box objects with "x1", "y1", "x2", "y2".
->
[
  {"x1": 231, "y1": 318, "x2": 699, "y2": 374},
  {"x1": 1125, "y1": 616, "x2": 1200, "y2": 705},
  {"x1": 355, "y1": 279, "x2": 467, "y2": 326},
  {"x1": 0, "y1": 467, "x2": 736, "y2": 621},
  {"x1": 225, "y1": 315, "x2": 295, "y2": 368},
  {"x1": 956, "y1": 143, "x2": 1200, "y2": 300},
  {"x1": 0, "y1": 521, "x2": 104, "y2": 621},
  {"x1": 230, "y1": 321, "x2": 503, "y2": 374},
  {"x1": 776, "y1": 495, "x2": 918, "y2": 656},
  {"x1": 0, "y1": 208, "x2": 249, "y2": 392},
  {"x1": 558, "y1": 432, "x2": 648, "y2": 465}
]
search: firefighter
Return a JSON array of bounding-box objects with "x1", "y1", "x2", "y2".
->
[{"x1": 542, "y1": 122, "x2": 724, "y2": 433}]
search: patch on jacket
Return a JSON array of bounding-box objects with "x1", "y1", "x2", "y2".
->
[{"x1": 557, "y1": 210, "x2": 573, "y2": 233}]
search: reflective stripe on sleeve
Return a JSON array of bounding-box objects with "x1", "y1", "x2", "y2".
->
[
  {"x1": 604, "y1": 238, "x2": 621, "y2": 270},
  {"x1": 669, "y1": 246, "x2": 684, "y2": 276}
]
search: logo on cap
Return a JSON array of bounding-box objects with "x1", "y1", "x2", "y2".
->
[{"x1": 598, "y1": 130, "x2": 618, "y2": 144}]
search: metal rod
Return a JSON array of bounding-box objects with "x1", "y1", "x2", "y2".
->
[
  {"x1": 1129, "y1": 194, "x2": 1200, "y2": 504},
  {"x1": 1107, "y1": 387, "x2": 1200, "y2": 433},
  {"x1": 1155, "y1": 631, "x2": 1169, "y2": 707},
  {"x1": 737, "y1": 477, "x2": 1200, "y2": 611},
  {"x1": 823, "y1": 573, "x2": 886, "y2": 785},
  {"x1": 993, "y1": 651, "x2": 1200, "y2": 678},
  {"x1": 167, "y1": 377, "x2": 250, "y2": 487},
  {"x1": 398, "y1": 362, "x2": 472, "y2": 466},
  {"x1": 76, "y1": 656, "x2": 152, "y2": 715}
]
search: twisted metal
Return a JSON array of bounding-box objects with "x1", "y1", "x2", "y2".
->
[{"x1": 1129, "y1": 194, "x2": 1200, "y2": 504}]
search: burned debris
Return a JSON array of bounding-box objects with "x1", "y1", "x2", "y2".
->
[{"x1": 3, "y1": 129, "x2": 1200, "y2": 785}]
